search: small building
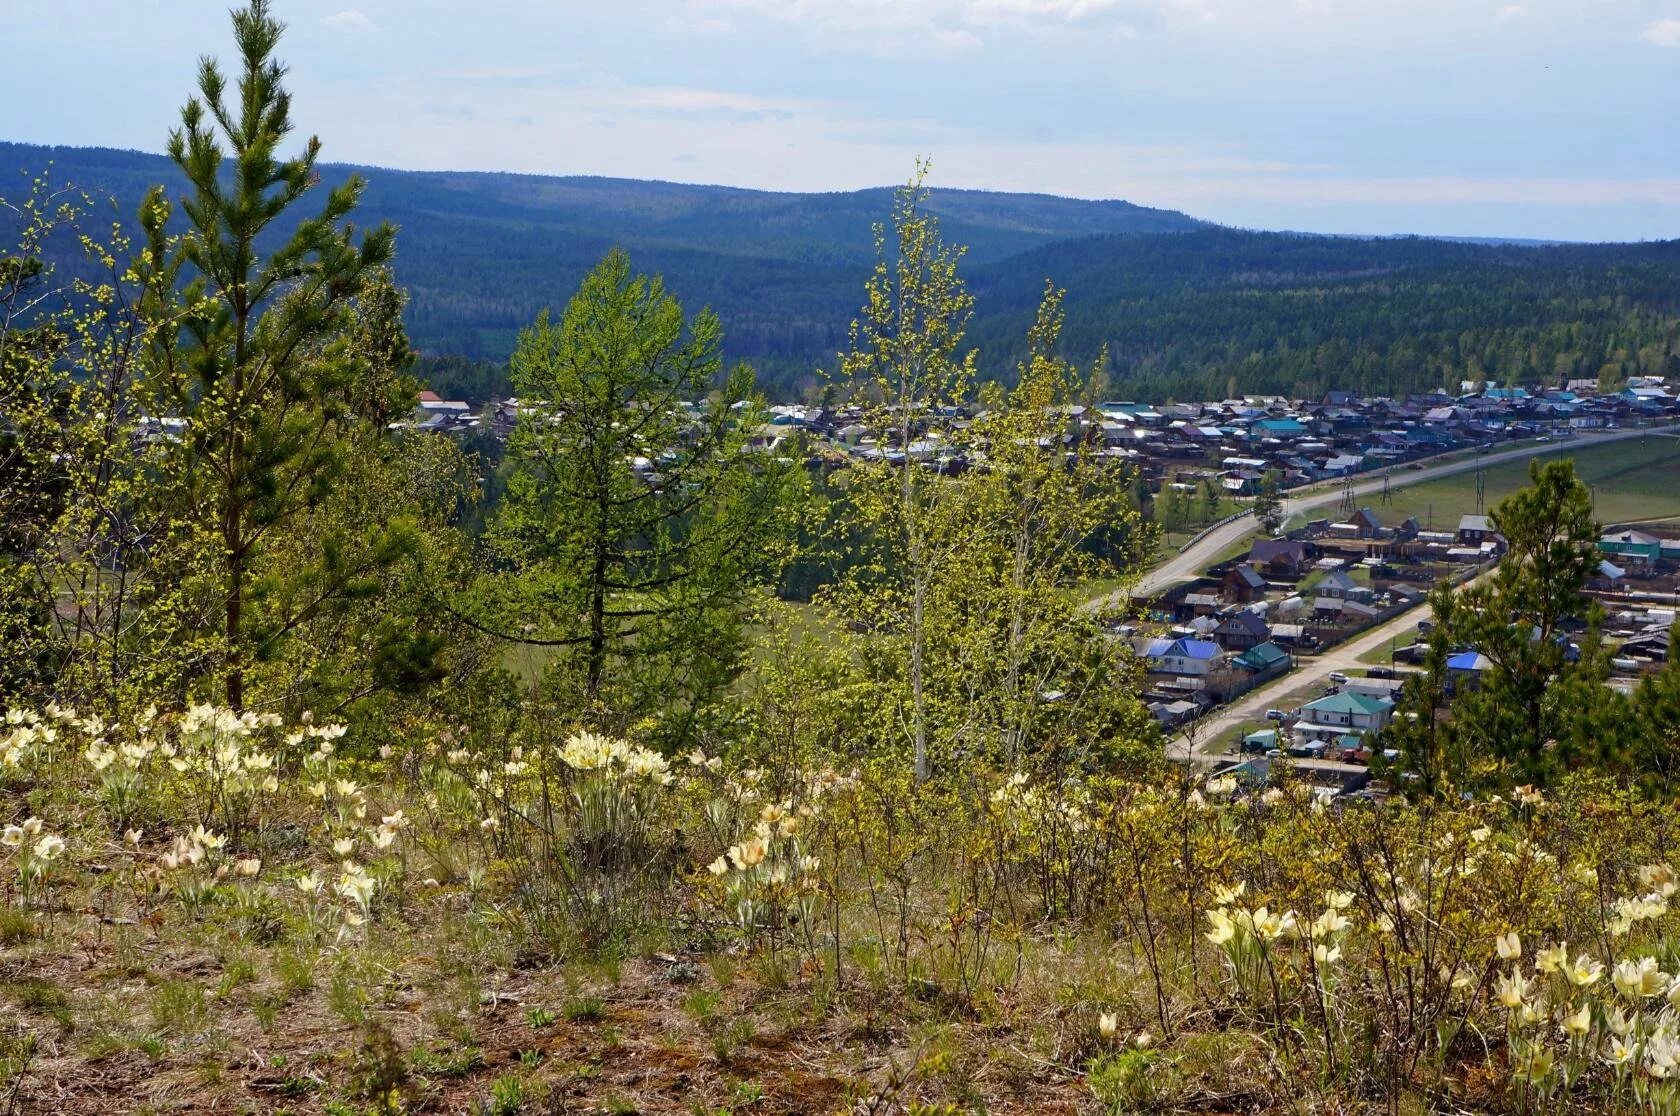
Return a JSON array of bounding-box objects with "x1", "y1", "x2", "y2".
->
[
  {"x1": 1233, "y1": 641, "x2": 1291, "y2": 678},
  {"x1": 1298, "y1": 691, "x2": 1395, "y2": 733},
  {"x1": 1223, "y1": 564, "x2": 1269, "y2": 603},
  {"x1": 1143, "y1": 638, "x2": 1223, "y2": 677},
  {"x1": 1315, "y1": 570, "x2": 1360, "y2": 600},
  {"x1": 1458, "y1": 515, "x2": 1494, "y2": 546},
  {"x1": 1600, "y1": 529, "x2": 1663, "y2": 573},
  {"x1": 1249, "y1": 539, "x2": 1312, "y2": 579},
  {"x1": 1215, "y1": 609, "x2": 1271, "y2": 651},
  {"x1": 1446, "y1": 649, "x2": 1492, "y2": 693}
]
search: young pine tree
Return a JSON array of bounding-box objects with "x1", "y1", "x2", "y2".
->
[{"x1": 143, "y1": 0, "x2": 401, "y2": 708}]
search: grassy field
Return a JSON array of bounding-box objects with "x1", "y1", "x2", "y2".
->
[{"x1": 1304, "y1": 435, "x2": 1680, "y2": 531}]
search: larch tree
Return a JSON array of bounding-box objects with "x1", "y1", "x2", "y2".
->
[{"x1": 485, "y1": 249, "x2": 802, "y2": 743}]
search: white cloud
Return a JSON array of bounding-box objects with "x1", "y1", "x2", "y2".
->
[
  {"x1": 323, "y1": 9, "x2": 377, "y2": 34},
  {"x1": 1643, "y1": 18, "x2": 1680, "y2": 47},
  {"x1": 687, "y1": 0, "x2": 1154, "y2": 53},
  {"x1": 1496, "y1": 5, "x2": 1527, "y2": 21}
]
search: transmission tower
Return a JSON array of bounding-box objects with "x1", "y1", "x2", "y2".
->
[
  {"x1": 1474, "y1": 454, "x2": 1486, "y2": 515},
  {"x1": 1339, "y1": 473, "x2": 1356, "y2": 518},
  {"x1": 1380, "y1": 471, "x2": 1392, "y2": 506}
]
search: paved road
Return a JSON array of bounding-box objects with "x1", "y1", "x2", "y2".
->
[
  {"x1": 1165, "y1": 597, "x2": 1433, "y2": 767},
  {"x1": 1095, "y1": 423, "x2": 1680, "y2": 609}
]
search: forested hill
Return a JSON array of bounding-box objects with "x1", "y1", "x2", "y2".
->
[
  {"x1": 966, "y1": 230, "x2": 1680, "y2": 402},
  {"x1": 6, "y1": 140, "x2": 1680, "y2": 401}
]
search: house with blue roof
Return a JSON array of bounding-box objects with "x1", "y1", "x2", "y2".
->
[
  {"x1": 1142, "y1": 637, "x2": 1222, "y2": 677},
  {"x1": 1446, "y1": 650, "x2": 1492, "y2": 693}
]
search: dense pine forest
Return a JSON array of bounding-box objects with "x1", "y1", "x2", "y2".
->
[{"x1": 7, "y1": 139, "x2": 1679, "y2": 402}]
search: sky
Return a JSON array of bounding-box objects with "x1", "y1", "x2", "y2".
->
[{"x1": 5, "y1": 1, "x2": 1680, "y2": 241}]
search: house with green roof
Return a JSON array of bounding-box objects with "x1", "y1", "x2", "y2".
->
[
  {"x1": 1297, "y1": 690, "x2": 1394, "y2": 733},
  {"x1": 1600, "y1": 529, "x2": 1662, "y2": 573},
  {"x1": 1234, "y1": 642, "x2": 1290, "y2": 674}
]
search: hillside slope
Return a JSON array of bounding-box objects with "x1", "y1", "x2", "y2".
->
[{"x1": 5, "y1": 141, "x2": 1679, "y2": 401}]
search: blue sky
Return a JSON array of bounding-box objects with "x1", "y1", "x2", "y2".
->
[{"x1": 6, "y1": 0, "x2": 1680, "y2": 241}]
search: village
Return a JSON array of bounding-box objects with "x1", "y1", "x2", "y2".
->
[{"x1": 398, "y1": 375, "x2": 1680, "y2": 797}]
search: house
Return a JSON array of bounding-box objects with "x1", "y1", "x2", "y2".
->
[
  {"x1": 1446, "y1": 650, "x2": 1492, "y2": 693},
  {"x1": 1315, "y1": 570, "x2": 1360, "y2": 600},
  {"x1": 1215, "y1": 609, "x2": 1271, "y2": 651},
  {"x1": 1297, "y1": 691, "x2": 1395, "y2": 733},
  {"x1": 1143, "y1": 638, "x2": 1222, "y2": 677},
  {"x1": 1458, "y1": 515, "x2": 1493, "y2": 546},
  {"x1": 1596, "y1": 560, "x2": 1627, "y2": 591},
  {"x1": 1222, "y1": 564, "x2": 1269, "y2": 603},
  {"x1": 1234, "y1": 641, "x2": 1291, "y2": 678},
  {"x1": 1249, "y1": 539, "x2": 1312, "y2": 578},
  {"x1": 1600, "y1": 529, "x2": 1663, "y2": 573},
  {"x1": 1350, "y1": 507, "x2": 1385, "y2": 538}
]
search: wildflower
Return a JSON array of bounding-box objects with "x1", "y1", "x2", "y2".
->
[
  {"x1": 332, "y1": 837, "x2": 356, "y2": 856},
  {"x1": 729, "y1": 838, "x2": 767, "y2": 870},
  {"x1": 0, "y1": 826, "x2": 22, "y2": 849},
  {"x1": 21, "y1": 818, "x2": 41, "y2": 837},
  {"x1": 1496, "y1": 931, "x2": 1522, "y2": 961},
  {"x1": 1566, "y1": 955, "x2": 1604, "y2": 987},
  {"x1": 297, "y1": 872, "x2": 321, "y2": 894},
  {"x1": 1560, "y1": 1002, "x2": 1592, "y2": 1038},
  {"x1": 1516, "y1": 1045, "x2": 1554, "y2": 1082},
  {"x1": 32, "y1": 834, "x2": 64, "y2": 862},
  {"x1": 1211, "y1": 881, "x2": 1245, "y2": 906},
  {"x1": 1605, "y1": 1037, "x2": 1638, "y2": 1068},
  {"x1": 1133, "y1": 1030, "x2": 1153, "y2": 1050},
  {"x1": 336, "y1": 869, "x2": 376, "y2": 908},
  {"x1": 1204, "y1": 775, "x2": 1236, "y2": 797},
  {"x1": 1098, "y1": 1013, "x2": 1118, "y2": 1039},
  {"x1": 1497, "y1": 969, "x2": 1531, "y2": 1009},
  {"x1": 480, "y1": 817, "x2": 499, "y2": 833},
  {"x1": 1313, "y1": 942, "x2": 1342, "y2": 966},
  {"x1": 1311, "y1": 909, "x2": 1351, "y2": 939},
  {"x1": 1323, "y1": 889, "x2": 1354, "y2": 911},
  {"x1": 234, "y1": 857, "x2": 261, "y2": 877},
  {"x1": 380, "y1": 811, "x2": 408, "y2": 830},
  {"x1": 707, "y1": 856, "x2": 728, "y2": 876},
  {"x1": 189, "y1": 825, "x2": 224, "y2": 850},
  {"x1": 1536, "y1": 941, "x2": 1567, "y2": 974},
  {"x1": 1606, "y1": 1006, "x2": 1635, "y2": 1037},
  {"x1": 1639, "y1": 863, "x2": 1678, "y2": 898},
  {"x1": 1613, "y1": 956, "x2": 1669, "y2": 998},
  {"x1": 1648, "y1": 1032, "x2": 1680, "y2": 1078},
  {"x1": 1205, "y1": 908, "x2": 1236, "y2": 946}
]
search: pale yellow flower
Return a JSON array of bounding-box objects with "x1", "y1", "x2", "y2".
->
[
  {"x1": 1497, "y1": 969, "x2": 1531, "y2": 1009},
  {"x1": 1567, "y1": 955, "x2": 1604, "y2": 987}
]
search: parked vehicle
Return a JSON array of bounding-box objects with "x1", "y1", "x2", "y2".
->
[
  {"x1": 1328, "y1": 671, "x2": 1350, "y2": 685},
  {"x1": 1265, "y1": 709, "x2": 1286, "y2": 721}
]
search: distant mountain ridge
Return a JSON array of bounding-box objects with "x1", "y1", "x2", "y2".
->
[{"x1": 5, "y1": 140, "x2": 1679, "y2": 402}]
